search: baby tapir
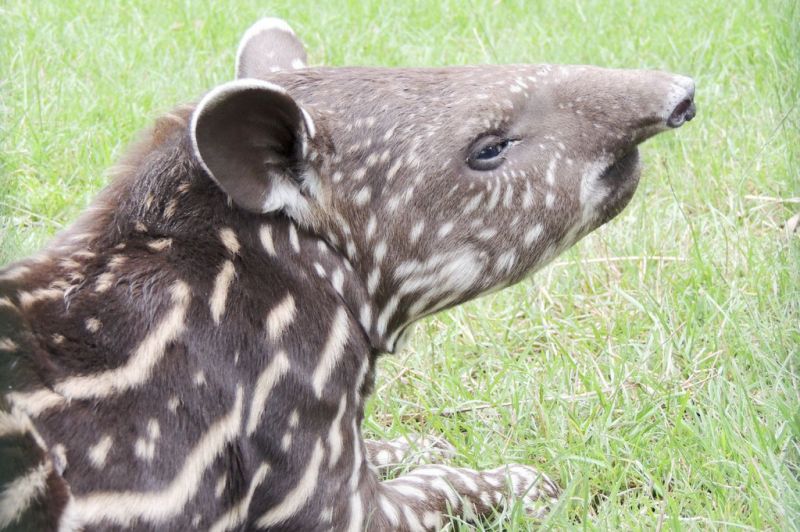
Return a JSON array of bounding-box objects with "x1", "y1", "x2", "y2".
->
[{"x1": 0, "y1": 17, "x2": 696, "y2": 531}]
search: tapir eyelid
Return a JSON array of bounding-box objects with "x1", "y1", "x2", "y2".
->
[{"x1": 466, "y1": 135, "x2": 518, "y2": 171}]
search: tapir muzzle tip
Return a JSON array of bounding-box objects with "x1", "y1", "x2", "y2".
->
[{"x1": 667, "y1": 86, "x2": 696, "y2": 128}]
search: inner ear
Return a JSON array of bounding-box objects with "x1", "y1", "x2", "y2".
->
[{"x1": 191, "y1": 80, "x2": 312, "y2": 214}]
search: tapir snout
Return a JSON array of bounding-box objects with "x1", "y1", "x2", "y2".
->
[{"x1": 667, "y1": 79, "x2": 697, "y2": 128}]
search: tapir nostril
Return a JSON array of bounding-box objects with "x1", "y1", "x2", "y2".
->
[{"x1": 667, "y1": 96, "x2": 696, "y2": 128}]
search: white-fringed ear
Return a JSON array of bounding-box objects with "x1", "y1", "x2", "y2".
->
[
  {"x1": 235, "y1": 17, "x2": 309, "y2": 78},
  {"x1": 190, "y1": 79, "x2": 317, "y2": 218}
]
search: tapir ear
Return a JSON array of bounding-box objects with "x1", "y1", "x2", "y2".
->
[
  {"x1": 190, "y1": 79, "x2": 318, "y2": 217},
  {"x1": 235, "y1": 18, "x2": 309, "y2": 78}
]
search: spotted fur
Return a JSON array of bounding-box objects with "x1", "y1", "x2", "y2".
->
[{"x1": 0, "y1": 18, "x2": 695, "y2": 531}]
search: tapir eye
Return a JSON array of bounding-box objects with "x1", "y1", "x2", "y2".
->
[{"x1": 467, "y1": 135, "x2": 515, "y2": 171}]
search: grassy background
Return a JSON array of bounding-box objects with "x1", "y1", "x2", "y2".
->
[{"x1": 2, "y1": 0, "x2": 798, "y2": 529}]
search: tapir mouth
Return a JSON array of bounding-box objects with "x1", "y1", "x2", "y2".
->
[
  {"x1": 600, "y1": 148, "x2": 640, "y2": 183},
  {"x1": 597, "y1": 147, "x2": 642, "y2": 223}
]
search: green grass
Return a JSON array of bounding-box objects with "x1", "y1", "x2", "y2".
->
[{"x1": 2, "y1": 0, "x2": 798, "y2": 529}]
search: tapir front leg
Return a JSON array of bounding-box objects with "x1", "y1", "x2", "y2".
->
[
  {"x1": 364, "y1": 435, "x2": 457, "y2": 477},
  {"x1": 371, "y1": 463, "x2": 561, "y2": 530}
]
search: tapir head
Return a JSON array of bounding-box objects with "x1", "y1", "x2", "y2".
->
[{"x1": 191, "y1": 19, "x2": 696, "y2": 346}]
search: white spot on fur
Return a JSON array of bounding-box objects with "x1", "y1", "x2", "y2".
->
[
  {"x1": 288, "y1": 224, "x2": 300, "y2": 253},
  {"x1": 495, "y1": 250, "x2": 517, "y2": 274},
  {"x1": 209, "y1": 261, "x2": 236, "y2": 324},
  {"x1": 0, "y1": 338, "x2": 17, "y2": 352},
  {"x1": 409, "y1": 221, "x2": 425, "y2": 244},
  {"x1": 374, "y1": 240, "x2": 388, "y2": 264},
  {"x1": 259, "y1": 225, "x2": 276, "y2": 256},
  {"x1": 134, "y1": 419, "x2": 160, "y2": 462},
  {"x1": 423, "y1": 511, "x2": 442, "y2": 529},
  {"x1": 320, "y1": 506, "x2": 333, "y2": 523},
  {"x1": 87, "y1": 435, "x2": 113, "y2": 469},
  {"x1": 50, "y1": 444, "x2": 67, "y2": 475},
  {"x1": 347, "y1": 419, "x2": 363, "y2": 493},
  {"x1": 327, "y1": 394, "x2": 348, "y2": 468},
  {"x1": 478, "y1": 228, "x2": 497, "y2": 240},
  {"x1": 84, "y1": 318, "x2": 102, "y2": 333},
  {"x1": 331, "y1": 269, "x2": 344, "y2": 296},
  {"x1": 503, "y1": 184, "x2": 514, "y2": 208},
  {"x1": 524, "y1": 224, "x2": 544, "y2": 247},
  {"x1": 167, "y1": 396, "x2": 180, "y2": 413},
  {"x1": 359, "y1": 304, "x2": 372, "y2": 332},
  {"x1": 386, "y1": 159, "x2": 403, "y2": 181},
  {"x1": 377, "y1": 295, "x2": 400, "y2": 336},
  {"x1": 147, "y1": 238, "x2": 172, "y2": 252},
  {"x1": 545, "y1": 157, "x2": 557, "y2": 186},
  {"x1": 164, "y1": 199, "x2": 178, "y2": 219},
  {"x1": 523, "y1": 181, "x2": 534, "y2": 209},
  {"x1": 463, "y1": 193, "x2": 484, "y2": 215},
  {"x1": 437, "y1": 223, "x2": 454, "y2": 239},
  {"x1": 0, "y1": 410, "x2": 35, "y2": 441},
  {"x1": 367, "y1": 268, "x2": 381, "y2": 296},
  {"x1": 246, "y1": 351, "x2": 290, "y2": 436},
  {"x1": 266, "y1": 293, "x2": 296, "y2": 341},
  {"x1": 108, "y1": 255, "x2": 127, "y2": 269},
  {"x1": 365, "y1": 152, "x2": 379, "y2": 167},
  {"x1": 214, "y1": 474, "x2": 227, "y2": 499},
  {"x1": 486, "y1": 186, "x2": 501, "y2": 211},
  {"x1": 365, "y1": 214, "x2": 377, "y2": 242},
  {"x1": 354, "y1": 187, "x2": 371, "y2": 206},
  {"x1": 311, "y1": 308, "x2": 350, "y2": 398},
  {"x1": 95, "y1": 272, "x2": 114, "y2": 293},
  {"x1": 383, "y1": 125, "x2": 397, "y2": 141}
]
